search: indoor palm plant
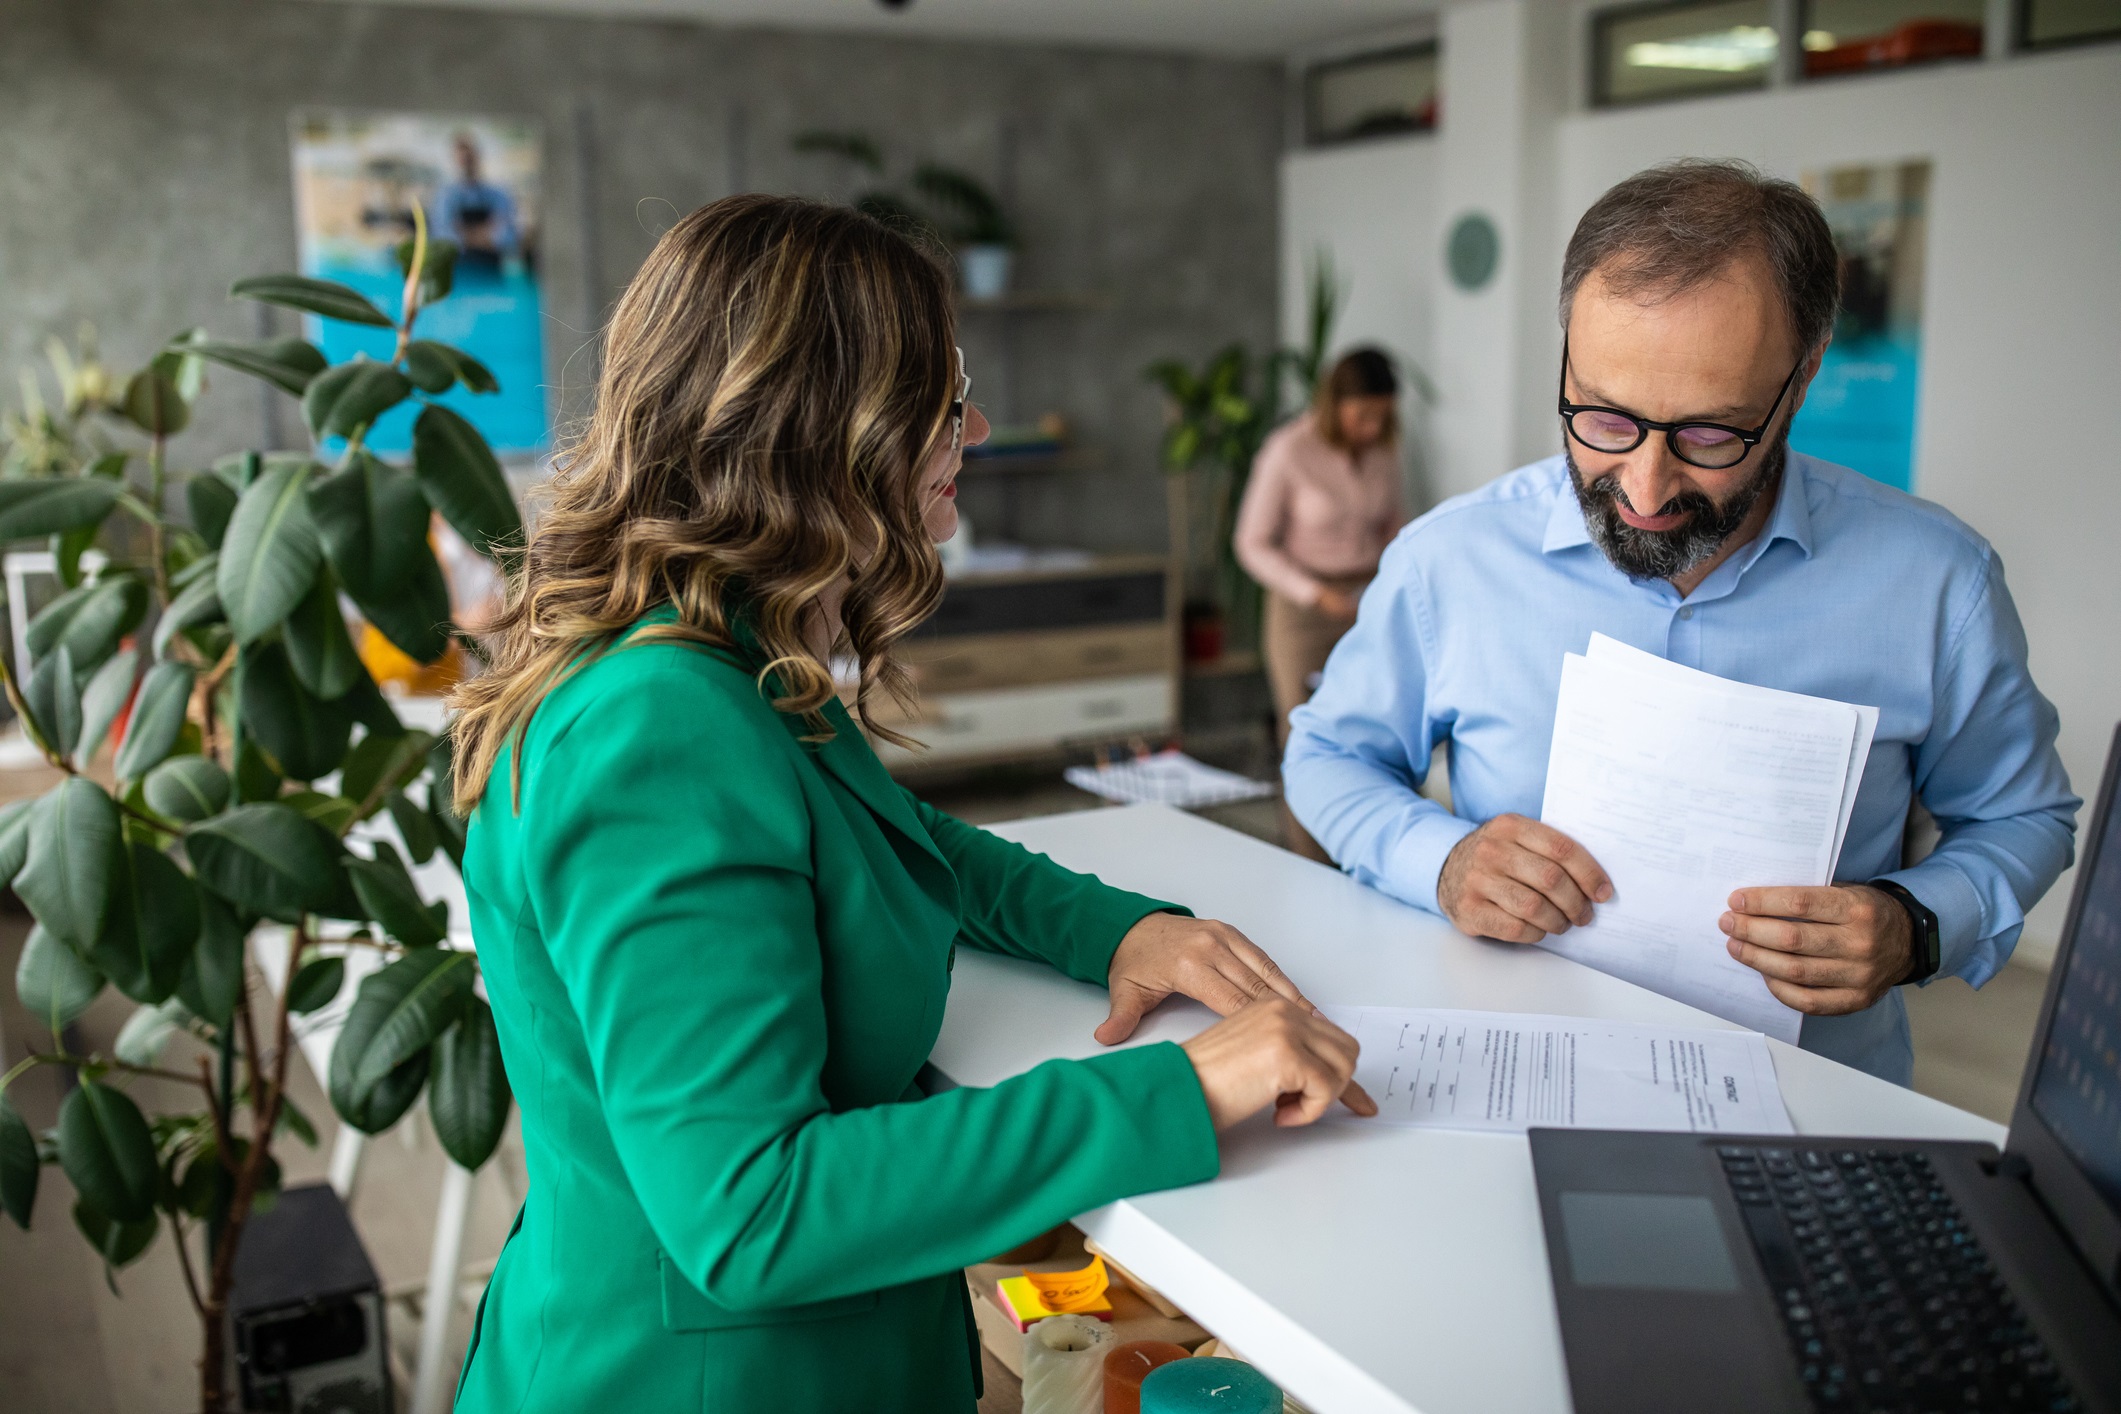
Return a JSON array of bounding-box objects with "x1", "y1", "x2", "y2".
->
[{"x1": 0, "y1": 214, "x2": 518, "y2": 1411}]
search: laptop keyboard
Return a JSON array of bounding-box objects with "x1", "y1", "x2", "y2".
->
[{"x1": 1717, "y1": 1144, "x2": 2080, "y2": 1413}]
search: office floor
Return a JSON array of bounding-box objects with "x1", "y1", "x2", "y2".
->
[{"x1": 0, "y1": 764, "x2": 2049, "y2": 1414}]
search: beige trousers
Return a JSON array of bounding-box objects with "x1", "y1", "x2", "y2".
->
[{"x1": 1264, "y1": 574, "x2": 1371, "y2": 863}]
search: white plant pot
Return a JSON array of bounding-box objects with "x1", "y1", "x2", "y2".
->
[{"x1": 959, "y1": 244, "x2": 1014, "y2": 300}]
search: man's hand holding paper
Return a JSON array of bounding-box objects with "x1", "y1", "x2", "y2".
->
[{"x1": 1722, "y1": 883, "x2": 1914, "y2": 1014}]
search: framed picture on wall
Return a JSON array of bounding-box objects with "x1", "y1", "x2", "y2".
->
[
  {"x1": 289, "y1": 110, "x2": 550, "y2": 455},
  {"x1": 1788, "y1": 159, "x2": 1931, "y2": 492}
]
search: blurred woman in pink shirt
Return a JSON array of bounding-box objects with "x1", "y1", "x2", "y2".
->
[{"x1": 1235, "y1": 348, "x2": 1407, "y2": 859}]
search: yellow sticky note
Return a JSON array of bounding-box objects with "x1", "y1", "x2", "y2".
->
[{"x1": 995, "y1": 1256, "x2": 1112, "y2": 1331}]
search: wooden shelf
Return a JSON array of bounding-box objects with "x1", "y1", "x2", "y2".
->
[
  {"x1": 956, "y1": 291, "x2": 1108, "y2": 314},
  {"x1": 1184, "y1": 649, "x2": 1262, "y2": 679},
  {"x1": 959, "y1": 447, "x2": 1107, "y2": 476}
]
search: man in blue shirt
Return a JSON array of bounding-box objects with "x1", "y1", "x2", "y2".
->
[{"x1": 1284, "y1": 160, "x2": 2076, "y2": 1083}]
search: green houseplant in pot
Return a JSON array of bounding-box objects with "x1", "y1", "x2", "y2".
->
[
  {"x1": 792, "y1": 130, "x2": 1019, "y2": 298},
  {"x1": 0, "y1": 212, "x2": 518, "y2": 1411}
]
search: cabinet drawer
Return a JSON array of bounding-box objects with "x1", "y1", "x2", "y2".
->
[
  {"x1": 898, "y1": 624, "x2": 1171, "y2": 695},
  {"x1": 917, "y1": 572, "x2": 1165, "y2": 638},
  {"x1": 869, "y1": 674, "x2": 1174, "y2": 766}
]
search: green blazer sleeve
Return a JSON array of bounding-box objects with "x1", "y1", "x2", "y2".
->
[
  {"x1": 521, "y1": 661, "x2": 1219, "y2": 1312},
  {"x1": 903, "y1": 791, "x2": 1189, "y2": 985}
]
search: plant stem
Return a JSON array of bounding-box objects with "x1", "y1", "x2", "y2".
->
[
  {"x1": 145, "y1": 434, "x2": 170, "y2": 606},
  {"x1": 169, "y1": 1211, "x2": 207, "y2": 1320}
]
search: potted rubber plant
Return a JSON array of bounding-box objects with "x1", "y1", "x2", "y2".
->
[{"x1": 0, "y1": 212, "x2": 517, "y2": 1411}]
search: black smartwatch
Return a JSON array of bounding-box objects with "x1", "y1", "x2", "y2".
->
[{"x1": 1870, "y1": 878, "x2": 1940, "y2": 985}]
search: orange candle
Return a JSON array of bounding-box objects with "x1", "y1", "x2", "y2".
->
[{"x1": 1103, "y1": 1340, "x2": 1192, "y2": 1414}]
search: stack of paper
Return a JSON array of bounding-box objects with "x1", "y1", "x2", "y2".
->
[
  {"x1": 1536, "y1": 634, "x2": 1878, "y2": 1043},
  {"x1": 1320, "y1": 1005, "x2": 1793, "y2": 1135},
  {"x1": 1063, "y1": 750, "x2": 1276, "y2": 808}
]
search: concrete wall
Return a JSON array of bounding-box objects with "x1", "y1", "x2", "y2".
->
[
  {"x1": 0, "y1": 0, "x2": 1285, "y2": 556},
  {"x1": 1556, "y1": 42, "x2": 2121, "y2": 960}
]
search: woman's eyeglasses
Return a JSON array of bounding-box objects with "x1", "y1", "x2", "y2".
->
[
  {"x1": 1557, "y1": 334, "x2": 1803, "y2": 471},
  {"x1": 949, "y1": 347, "x2": 972, "y2": 451}
]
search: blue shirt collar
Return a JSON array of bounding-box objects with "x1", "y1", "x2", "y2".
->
[{"x1": 1541, "y1": 453, "x2": 1816, "y2": 564}]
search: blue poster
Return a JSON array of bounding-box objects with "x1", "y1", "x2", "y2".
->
[
  {"x1": 290, "y1": 112, "x2": 549, "y2": 455},
  {"x1": 1789, "y1": 160, "x2": 1931, "y2": 493}
]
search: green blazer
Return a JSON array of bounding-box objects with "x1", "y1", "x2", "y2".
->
[{"x1": 455, "y1": 611, "x2": 1219, "y2": 1412}]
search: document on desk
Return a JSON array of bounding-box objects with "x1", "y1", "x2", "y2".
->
[
  {"x1": 1537, "y1": 638, "x2": 1875, "y2": 1043},
  {"x1": 1320, "y1": 1005, "x2": 1793, "y2": 1135}
]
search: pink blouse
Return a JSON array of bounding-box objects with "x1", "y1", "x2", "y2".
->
[{"x1": 1234, "y1": 412, "x2": 1406, "y2": 607}]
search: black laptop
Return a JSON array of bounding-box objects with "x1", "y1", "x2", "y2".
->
[{"x1": 1530, "y1": 723, "x2": 2121, "y2": 1414}]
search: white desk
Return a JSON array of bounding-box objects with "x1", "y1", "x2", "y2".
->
[{"x1": 930, "y1": 804, "x2": 2005, "y2": 1414}]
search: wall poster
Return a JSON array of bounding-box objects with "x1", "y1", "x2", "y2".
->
[
  {"x1": 1789, "y1": 159, "x2": 1930, "y2": 493},
  {"x1": 289, "y1": 111, "x2": 549, "y2": 455}
]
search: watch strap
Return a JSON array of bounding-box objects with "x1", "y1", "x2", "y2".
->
[{"x1": 1870, "y1": 878, "x2": 1941, "y2": 985}]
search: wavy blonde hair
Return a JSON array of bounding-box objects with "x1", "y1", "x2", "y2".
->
[{"x1": 450, "y1": 195, "x2": 955, "y2": 812}]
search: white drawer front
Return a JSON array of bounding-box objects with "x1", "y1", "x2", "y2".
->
[{"x1": 873, "y1": 673, "x2": 1174, "y2": 765}]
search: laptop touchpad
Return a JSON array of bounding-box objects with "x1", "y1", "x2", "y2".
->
[{"x1": 1560, "y1": 1191, "x2": 1740, "y2": 1293}]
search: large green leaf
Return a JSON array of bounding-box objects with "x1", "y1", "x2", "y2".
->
[
  {"x1": 113, "y1": 661, "x2": 195, "y2": 781},
  {"x1": 286, "y1": 954, "x2": 345, "y2": 1015},
  {"x1": 328, "y1": 948, "x2": 473, "y2": 1134},
  {"x1": 114, "y1": 996, "x2": 193, "y2": 1069},
  {"x1": 402, "y1": 341, "x2": 497, "y2": 396},
  {"x1": 186, "y1": 337, "x2": 328, "y2": 397},
  {"x1": 185, "y1": 802, "x2": 342, "y2": 923},
  {"x1": 24, "y1": 645, "x2": 82, "y2": 759},
  {"x1": 302, "y1": 360, "x2": 413, "y2": 442},
  {"x1": 90, "y1": 843, "x2": 199, "y2": 1004},
  {"x1": 231, "y1": 274, "x2": 394, "y2": 328},
  {"x1": 29, "y1": 575, "x2": 148, "y2": 673},
  {"x1": 15, "y1": 923, "x2": 104, "y2": 1032},
  {"x1": 58, "y1": 1081, "x2": 158, "y2": 1223},
  {"x1": 152, "y1": 571, "x2": 224, "y2": 661},
  {"x1": 0, "y1": 1093, "x2": 38, "y2": 1229},
  {"x1": 431, "y1": 1000, "x2": 512, "y2": 1169},
  {"x1": 412, "y1": 404, "x2": 520, "y2": 557},
  {"x1": 283, "y1": 574, "x2": 361, "y2": 700},
  {"x1": 143, "y1": 756, "x2": 230, "y2": 824},
  {"x1": 307, "y1": 455, "x2": 451, "y2": 662},
  {"x1": 175, "y1": 893, "x2": 245, "y2": 1027},
  {"x1": 217, "y1": 461, "x2": 323, "y2": 644},
  {"x1": 239, "y1": 642, "x2": 351, "y2": 782},
  {"x1": 386, "y1": 790, "x2": 437, "y2": 865},
  {"x1": 0, "y1": 798, "x2": 35, "y2": 888},
  {"x1": 77, "y1": 648, "x2": 140, "y2": 767},
  {"x1": 73, "y1": 1198, "x2": 158, "y2": 1268},
  {"x1": 347, "y1": 846, "x2": 445, "y2": 948},
  {"x1": 283, "y1": 788, "x2": 359, "y2": 836},
  {"x1": 186, "y1": 476, "x2": 239, "y2": 551},
  {"x1": 121, "y1": 366, "x2": 189, "y2": 438},
  {"x1": 16, "y1": 779, "x2": 122, "y2": 955},
  {"x1": 0, "y1": 479, "x2": 120, "y2": 542},
  {"x1": 341, "y1": 730, "x2": 434, "y2": 812}
]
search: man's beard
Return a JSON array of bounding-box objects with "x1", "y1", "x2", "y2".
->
[{"x1": 1568, "y1": 431, "x2": 1786, "y2": 582}]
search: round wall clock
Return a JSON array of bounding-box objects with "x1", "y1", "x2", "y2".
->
[{"x1": 1446, "y1": 212, "x2": 1501, "y2": 292}]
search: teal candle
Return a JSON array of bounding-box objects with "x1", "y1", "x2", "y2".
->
[{"x1": 1138, "y1": 1357, "x2": 1281, "y2": 1414}]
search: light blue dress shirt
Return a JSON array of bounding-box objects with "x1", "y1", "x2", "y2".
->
[{"x1": 1284, "y1": 452, "x2": 2078, "y2": 1083}]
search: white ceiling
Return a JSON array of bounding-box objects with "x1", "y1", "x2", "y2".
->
[{"x1": 316, "y1": 0, "x2": 1440, "y2": 58}]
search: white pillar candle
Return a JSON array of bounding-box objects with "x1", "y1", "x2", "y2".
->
[{"x1": 1020, "y1": 1314, "x2": 1113, "y2": 1414}]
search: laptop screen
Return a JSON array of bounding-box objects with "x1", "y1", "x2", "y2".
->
[{"x1": 2028, "y1": 778, "x2": 2121, "y2": 1216}]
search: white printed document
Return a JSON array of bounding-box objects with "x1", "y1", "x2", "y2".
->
[
  {"x1": 1536, "y1": 637, "x2": 1875, "y2": 1043},
  {"x1": 1321, "y1": 1005, "x2": 1793, "y2": 1135}
]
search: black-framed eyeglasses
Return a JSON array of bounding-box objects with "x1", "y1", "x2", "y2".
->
[
  {"x1": 949, "y1": 346, "x2": 971, "y2": 451},
  {"x1": 1557, "y1": 334, "x2": 1803, "y2": 471}
]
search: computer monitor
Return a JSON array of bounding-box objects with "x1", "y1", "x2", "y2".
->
[{"x1": 2009, "y1": 721, "x2": 2121, "y2": 1300}]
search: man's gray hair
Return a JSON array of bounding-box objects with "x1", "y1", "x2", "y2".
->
[{"x1": 1559, "y1": 159, "x2": 1841, "y2": 353}]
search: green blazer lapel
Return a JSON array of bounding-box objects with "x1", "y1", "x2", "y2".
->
[{"x1": 809, "y1": 696, "x2": 953, "y2": 881}]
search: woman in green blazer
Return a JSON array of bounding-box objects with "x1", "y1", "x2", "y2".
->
[{"x1": 448, "y1": 195, "x2": 1370, "y2": 1412}]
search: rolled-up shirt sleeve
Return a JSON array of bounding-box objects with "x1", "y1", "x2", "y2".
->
[
  {"x1": 1282, "y1": 543, "x2": 1473, "y2": 912},
  {"x1": 1879, "y1": 551, "x2": 2079, "y2": 986}
]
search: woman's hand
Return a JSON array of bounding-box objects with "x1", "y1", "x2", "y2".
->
[
  {"x1": 1102, "y1": 912, "x2": 1375, "y2": 1123},
  {"x1": 1181, "y1": 1000, "x2": 1375, "y2": 1128}
]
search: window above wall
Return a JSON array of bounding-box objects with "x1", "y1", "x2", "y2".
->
[
  {"x1": 1303, "y1": 42, "x2": 1440, "y2": 146},
  {"x1": 1592, "y1": 0, "x2": 1779, "y2": 107},
  {"x1": 1800, "y1": 0, "x2": 1986, "y2": 77},
  {"x1": 2020, "y1": 0, "x2": 2121, "y2": 48}
]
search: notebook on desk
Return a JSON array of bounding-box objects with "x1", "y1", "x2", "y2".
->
[{"x1": 1529, "y1": 722, "x2": 2121, "y2": 1414}]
